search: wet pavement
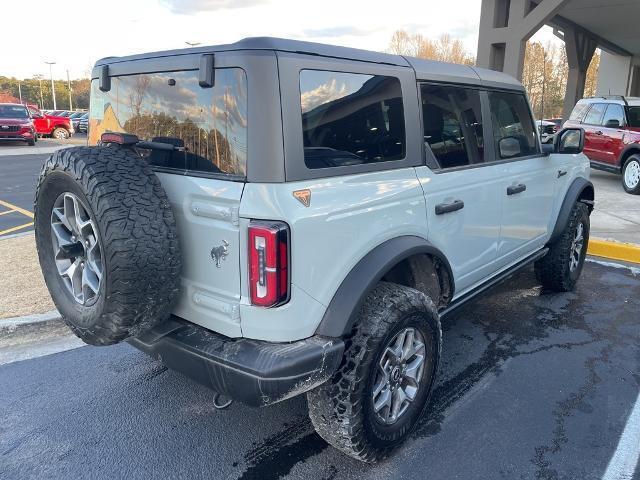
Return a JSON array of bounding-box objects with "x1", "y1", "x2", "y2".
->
[{"x1": 1, "y1": 260, "x2": 639, "y2": 480}]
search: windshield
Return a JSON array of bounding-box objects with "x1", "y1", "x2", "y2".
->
[
  {"x1": 0, "y1": 105, "x2": 29, "y2": 119},
  {"x1": 89, "y1": 68, "x2": 247, "y2": 176},
  {"x1": 627, "y1": 107, "x2": 640, "y2": 127}
]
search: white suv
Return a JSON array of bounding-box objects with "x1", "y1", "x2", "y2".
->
[{"x1": 34, "y1": 37, "x2": 594, "y2": 462}]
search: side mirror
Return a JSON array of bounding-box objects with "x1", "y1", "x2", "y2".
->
[
  {"x1": 554, "y1": 128, "x2": 584, "y2": 154},
  {"x1": 498, "y1": 136, "x2": 522, "y2": 159},
  {"x1": 604, "y1": 119, "x2": 620, "y2": 129}
]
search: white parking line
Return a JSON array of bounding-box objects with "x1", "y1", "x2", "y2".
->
[{"x1": 602, "y1": 389, "x2": 640, "y2": 480}]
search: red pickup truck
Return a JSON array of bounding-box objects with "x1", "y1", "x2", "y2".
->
[{"x1": 27, "y1": 106, "x2": 74, "y2": 139}]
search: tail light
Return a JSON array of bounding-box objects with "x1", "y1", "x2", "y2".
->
[{"x1": 248, "y1": 221, "x2": 290, "y2": 307}]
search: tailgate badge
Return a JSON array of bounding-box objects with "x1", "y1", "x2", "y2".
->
[
  {"x1": 210, "y1": 240, "x2": 229, "y2": 268},
  {"x1": 293, "y1": 189, "x2": 311, "y2": 207}
]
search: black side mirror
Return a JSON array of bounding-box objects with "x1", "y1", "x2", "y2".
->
[
  {"x1": 554, "y1": 128, "x2": 584, "y2": 154},
  {"x1": 498, "y1": 136, "x2": 522, "y2": 159},
  {"x1": 604, "y1": 119, "x2": 620, "y2": 129}
]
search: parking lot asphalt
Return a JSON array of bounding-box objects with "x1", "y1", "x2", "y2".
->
[
  {"x1": 0, "y1": 137, "x2": 86, "y2": 237},
  {"x1": 1, "y1": 260, "x2": 639, "y2": 480}
]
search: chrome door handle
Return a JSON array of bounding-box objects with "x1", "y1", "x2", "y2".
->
[
  {"x1": 507, "y1": 184, "x2": 527, "y2": 195},
  {"x1": 435, "y1": 199, "x2": 464, "y2": 215},
  {"x1": 594, "y1": 130, "x2": 603, "y2": 135}
]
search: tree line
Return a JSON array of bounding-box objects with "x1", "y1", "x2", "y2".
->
[
  {"x1": 0, "y1": 76, "x2": 91, "y2": 110},
  {"x1": 389, "y1": 29, "x2": 600, "y2": 119}
]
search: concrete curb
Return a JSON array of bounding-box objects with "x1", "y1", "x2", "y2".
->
[
  {"x1": 588, "y1": 238, "x2": 640, "y2": 264},
  {"x1": 0, "y1": 310, "x2": 63, "y2": 342}
]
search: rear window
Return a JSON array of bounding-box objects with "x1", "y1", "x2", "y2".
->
[
  {"x1": 569, "y1": 103, "x2": 590, "y2": 122},
  {"x1": 299, "y1": 70, "x2": 406, "y2": 170},
  {"x1": 89, "y1": 68, "x2": 247, "y2": 176}
]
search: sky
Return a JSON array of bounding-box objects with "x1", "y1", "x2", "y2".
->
[{"x1": 0, "y1": 0, "x2": 560, "y2": 80}]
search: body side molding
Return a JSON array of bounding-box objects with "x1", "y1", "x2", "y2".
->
[
  {"x1": 314, "y1": 236, "x2": 454, "y2": 338},
  {"x1": 548, "y1": 177, "x2": 594, "y2": 244}
]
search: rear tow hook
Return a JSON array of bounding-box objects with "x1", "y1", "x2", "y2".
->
[{"x1": 212, "y1": 392, "x2": 233, "y2": 410}]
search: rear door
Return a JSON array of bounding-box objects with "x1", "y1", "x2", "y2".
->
[
  {"x1": 416, "y1": 83, "x2": 502, "y2": 294},
  {"x1": 88, "y1": 53, "x2": 251, "y2": 337},
  {"x1": 600, "y1": 103, "x2": 627, "y2": 166},
  {"x1": 581, "y1": 103, "x2": 608, "y2": 162}
]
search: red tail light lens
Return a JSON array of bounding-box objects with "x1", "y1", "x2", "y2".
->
[{"x1": 248, "y1": 221, "x2": 289, "y2": 307}]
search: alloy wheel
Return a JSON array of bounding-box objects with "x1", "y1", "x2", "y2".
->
[
  {"x1": 569, "y1": 222, "x2": 584, "y2": 272},
  {"x1": 624, "y1": 159, "x2": 640, "y2": 189},
  {"x1": 372, "y1": 327, "x2": 426, "y2": 425},
  {"x1": 50, "y1": 192, "x2": 103, "y2": 305}
]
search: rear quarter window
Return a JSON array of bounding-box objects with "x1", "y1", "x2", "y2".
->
[
  {"x1": 88, "y1": 68, "x2": 247, "y2": 177},
  {"x1": 299, "y1": 70, "x2": 406, "y2": 169}
]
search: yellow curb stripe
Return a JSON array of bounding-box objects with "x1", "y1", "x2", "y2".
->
[
  {"x1": 0, "y1": 200, "x2": 34, "y2": 219},
  {"x1": 588, "y1": 239, "x2": 640, "y2": 264},
  {"x1": 0, "y1": 221, "x2": 34, "y2": 236}
]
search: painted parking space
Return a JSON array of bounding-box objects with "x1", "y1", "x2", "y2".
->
[{"x1": 0, "y1": 199, "x2": 34, "y2": 237}]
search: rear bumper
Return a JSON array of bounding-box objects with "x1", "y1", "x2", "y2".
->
[{"x1": 128, "y1": 317, "x2": 344, "y2": 407}]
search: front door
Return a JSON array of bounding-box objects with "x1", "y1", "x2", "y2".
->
[{"x1": 486, "y1": 90, "x2": 556, "y2": 266}]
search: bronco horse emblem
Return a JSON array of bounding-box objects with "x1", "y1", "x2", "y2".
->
[{"x1": 210, "y1": 240, "x2": 230, "y2": 268}]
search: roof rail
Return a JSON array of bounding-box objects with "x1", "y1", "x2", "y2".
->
[{"x1": 593, "y1": 95, "x2": 629, "y2": 106}]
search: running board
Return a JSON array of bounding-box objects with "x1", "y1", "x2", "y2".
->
[{"x1": 440, "y1": 248, "x2": 549, "y2": 317}]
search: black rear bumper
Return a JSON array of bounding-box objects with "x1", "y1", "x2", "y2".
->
[{"x1": 128, "y1": 317, "x2": 344, "y2": 407}]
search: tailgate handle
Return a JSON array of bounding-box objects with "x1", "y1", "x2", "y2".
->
[{"x1": 435, "y1": 199, "x2": 464, "y2": 215}]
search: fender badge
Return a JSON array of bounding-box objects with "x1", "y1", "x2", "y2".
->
[
  {"x1": 293, "y1": 189, "x2": 311, "y2": 207},
  {"x1": 210, "y1": 240, "x2": 230, "y2": 268}
]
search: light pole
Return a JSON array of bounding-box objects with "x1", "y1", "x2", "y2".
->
[
  {"x1": 45, "y1": 61, "x2": 57, "y2": 110},
  {"x1": 34, "y1": 74, "x2": 45, "y2": 109},
  {"x1": 540, "y1": 48, "x2": 547, "y2": 122},
  {"x1": 18, "y1": 81, "x2": 22, "y2": 103},
  {"x1": 66, "y1": 69, "x2": 73, "y2": 111}
]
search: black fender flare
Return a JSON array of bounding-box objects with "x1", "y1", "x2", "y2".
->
[
  {"x1": 314, "y1": 235, "x2": 454, "y2": 338},
  {"x1": 618, "y1": 144, "x2": 640, "y2": 170},
  {"x1": 548, "y1": 177, "x2": 594, "y2": 244}
]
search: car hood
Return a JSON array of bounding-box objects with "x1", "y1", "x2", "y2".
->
[{"x1": 0, "y1": 118, "x2": 31, "y2": 125}]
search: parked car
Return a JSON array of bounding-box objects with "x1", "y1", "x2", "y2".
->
[
  {"x1": 537, "y1": 119, "x2": 559, "y2": 143},
  {"x1": 34, "y1": 38, "x2": 593, "y2": 462},
  {"x1": 565, "y1": 95, "x2": 640, "y2": 194},
  {"x1": 0, "y1": 103, "x2": 36, "y2": 145},
  {"x1": 71, "y1": 112, "x2": 88, "y2": 131},
  {"x1": 77, "y1": 116, "x2": 88, "y2": 133},
  {"x1": 27, "y1": 107, "x2": 74, "y2": 139}
]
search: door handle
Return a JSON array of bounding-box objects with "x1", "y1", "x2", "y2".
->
[
  {"x1": 435, "y1": 199, "x2": 464, "y2": 215},
  {"x1": 557, "y1": 169, "x2": 567, "y2": 178},
  {"x1": 507, "y1": 183, "x2": 527, "y2": 195},
  {"x1": 594, "y1": 130, "x2": 603, "y2": 135}
]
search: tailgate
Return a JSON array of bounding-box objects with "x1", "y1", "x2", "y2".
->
[{"x1": 157, "y1": 173, "x2": 245, "y2": 337}]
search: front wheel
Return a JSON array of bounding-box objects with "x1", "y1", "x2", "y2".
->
[
  {"x1": 535, "y1": 202, "x2": 590, "y2": 292},
  {"x1": 622, "y1": 155, "x2": 640, "y2": 195},
  {"x1": 307, "y1": 282, "x2": 441, "y2": 462}
]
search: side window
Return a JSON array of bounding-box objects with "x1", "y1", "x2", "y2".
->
[
  {"x1": 488, "y1": 91, "x2": 540, "y2": 160},
  {"x1": 569, "y1": 103, "x2": 590, "y2": 122},
  {"x1": 299, "y1": 70, "x2": 406, "y2": 170},
  {"x1": 420, "y1": 84, "x2": 484, "y2": 169},
  {"x1": 583, "y1": 103, "x2": 607, "y2": 125},
  {"x1": 602, "y1": 104, "x2": 625, "y2": 127}
]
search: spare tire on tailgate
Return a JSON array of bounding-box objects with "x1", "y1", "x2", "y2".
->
[{"x1": 34, "y1": 145, "x2": 181, "y2": 346}]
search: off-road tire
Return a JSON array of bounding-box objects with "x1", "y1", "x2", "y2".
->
[
  {"x1": 307, "y1": 282, "x2": 441, "y2": 462},
  {"x1": 34, "y1": 146, "x2": 181, "y2": 345},
  {"x1": 535, "y1": 202, "x2": 589, "y2": 292},
  {"x1": 622, "y1": 155, "x2": 640, "y2": 195},
  {"x1": 52, "y1": 127, "x2": 69, "y2": 140}
]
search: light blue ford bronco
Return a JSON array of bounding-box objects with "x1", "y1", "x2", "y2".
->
[{"x1": 34, "y1": 37, "x2": 594, "y2": 461}]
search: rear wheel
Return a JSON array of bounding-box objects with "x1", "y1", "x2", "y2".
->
[
  {"x1": 52, "y1": 127, "x2": 69, "y2": 140},
  {"x1": 622, "y1": 155, "x2": 640, "y2": 195},
  {"x1": 307, "y1": 282, "x2": 441, "y2": 462}
]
